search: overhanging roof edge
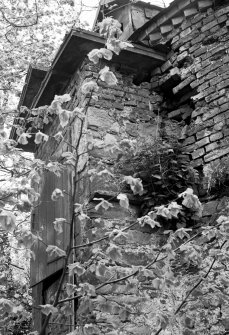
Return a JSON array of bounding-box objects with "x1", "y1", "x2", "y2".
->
[{"x1": 31, "y1": 29, "x2": 166, "y2": 109}]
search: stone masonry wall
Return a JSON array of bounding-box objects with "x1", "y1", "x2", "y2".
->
[{"x1": 151, "y1": 3, "x2": 229, "y2": 171}]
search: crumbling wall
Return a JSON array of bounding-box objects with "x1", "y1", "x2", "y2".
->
[
  {"x1": 33, "y1": 58, "x2": 164, "y2": 333},
  {"x1": 31, "y1": 3, "x2": 229, "y2": 333},
  {"x1": 151, "y1": 3, "x2": 229, "y2": 171}
]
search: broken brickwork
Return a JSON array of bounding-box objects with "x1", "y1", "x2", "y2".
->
[{"x1": 150, "y1": 3, "x2": 229, "y2": 170}]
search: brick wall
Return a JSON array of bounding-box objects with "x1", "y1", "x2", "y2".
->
[{"x1": 151, "y1": 3, "x2": 229, "y2": 171}]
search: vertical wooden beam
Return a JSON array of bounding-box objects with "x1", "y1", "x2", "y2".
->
[{"x1": 32, "y1": 282, "x2": 43, "y2": 332}]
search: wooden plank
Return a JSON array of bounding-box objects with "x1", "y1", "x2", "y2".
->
[
  {"x1": 31, "y1": 167, "x2": 72, "y2": 286},
  {"x1": 32, "y1": 282, "x2": 43, "y2": 332}
]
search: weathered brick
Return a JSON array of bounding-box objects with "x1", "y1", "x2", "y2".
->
[
  {"x1": 204, "y1": 147, "x2": 229, "y2": 162},
  {"x1": 183, "y1": 136, "x2": 195, "y2": 146},
  {"x1": 190, "y1": 158, "x2": 203, "y2": 167},
  {"x1": 203, "y1": 14, "x2": 215, "y2": 25},
  {"x1": 217, "y1": 79, "x2": 229, "y2": 90},
  {"x1": 189, "y1": 44, "x2": 200, "y2": 54},
  {"x1": 197, "y1": 81, "x2": 209, "y2": 92},
  {"x1": 177, "y1": 51, "x2": 189, "y2": 63},
  {"x1": 161, "y1": 60, "x2": 172, "y2": 73},
  {"x1": 223, "y1": 128, "x2": 229, "y2": 137},
  {"x1": 202, "y1": 107, "x2": 220, "y2": 121},
  {"x1": 205, "y1": 142, "x2": 218, "y2": 152},
  {"x1": 180, "y1": 27, "x2": 192, "y2": 38},
  {"x1": 196, "y1": 64, "x2": 212, "y2": 79},
  {"x1": 192, "y1": 148, "x2": 205, "y2": 159},
  {"x1": 196, "y1": 128, "x2": 211, "y2": 140},
  {"x1": 216, "y1": 96, "x2": 228, "y2": 106},
  {"x1": 183, "y1": 143, "x2": 196, "y2": 152},
  {"x1": 191, "y1": 13, "x2": 204, "y2": 24},
  {"x1": 194, "y1": 46, "x2": 208, "y2": 58},
  {"x1": 213, "y1": 121, "x2": 224, "y2": 131},
  {"x1": 201, "y1": 19, "x2": 218, "y2": 32},
  {"x1": 196, "y1": 136, "x2": 210, "y2": 148},
  {"x1": 173, "y1": 75, "x2": 195, "y2": 94},
  {"x1": 210, "y1": 24, "x2": 220, "y2": 34},
  {"x1": 205, "y1": 89, "x2": 226, "y2": 103},
  {"x1": 217, "y1": 14, "x2": 227, "y2": 24},
  {"x1": 210, "y1": 132, "x2": 223, "y2": 142},
  {"x1": 216, "y1": 7, "x2": 228, "y2": 17},
  {"x1": 210, "y1": 76, "x2": 222, "y2": 87}
]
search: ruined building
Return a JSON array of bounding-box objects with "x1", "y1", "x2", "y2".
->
[{"x1": 10, "y1": 0, "x2": 229, "y2": 333}]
